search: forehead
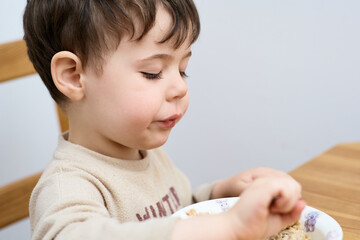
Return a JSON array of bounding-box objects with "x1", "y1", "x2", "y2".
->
[
  {"x1": 131, "y1": 4, "x2": 192, "y2": 47},
  {"x1": 120, "y1": 6, "x2": 192, "y2": 55},
  {"x1": 152, "y1": 5, "x2": 173, "y2": 41}
]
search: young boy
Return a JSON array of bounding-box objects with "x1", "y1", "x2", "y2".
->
[{"x1": 24, "y1": 0, "x2": 305, "y2": 239}]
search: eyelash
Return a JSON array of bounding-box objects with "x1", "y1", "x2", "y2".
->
[
  {"x1": 142, "y1": 72, "x2": 162, "y2": 80},
  {"x1": 180, "y1": 71, "x2": 188, "y2": 78},
  {"x1": 141, "y1": 71, "x2": 189, "y2": 80}
]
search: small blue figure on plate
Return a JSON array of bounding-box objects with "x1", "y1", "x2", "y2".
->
[
  {"x1": 216, "y1": 199, "x2": 230, "y2": 211},
  {"x1": 305, "y1": 211, "x2": 320, "y2": 232}
]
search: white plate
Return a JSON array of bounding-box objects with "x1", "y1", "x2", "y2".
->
[{"x1": 173, "y1": 197, "x2": 343, "y2": 240}]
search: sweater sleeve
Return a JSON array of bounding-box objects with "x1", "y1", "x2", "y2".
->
[
  {"x1": 47, "y1": 217, "x2": 179, "y2": 240},
  {"x1": 191, "y1": 182, "x2": 216, "y2": 203},
  {"x1": 30, "y1": 172, "x2": 179, "y2": 240}
]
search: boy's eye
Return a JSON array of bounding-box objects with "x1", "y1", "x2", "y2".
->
[
  {"x1": 141, "y1": 72, "x2": 162, "y2": 80},
  {"x1": 180, "y1": 71, "x2": 188, "y2": 78},
  {"x1": 141, "y1": 71, "x2": 188, "y2": 79}
]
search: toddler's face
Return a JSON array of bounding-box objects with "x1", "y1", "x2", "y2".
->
[{"x1": 79, "y1": 6, "x2": 191, "y2": 159}]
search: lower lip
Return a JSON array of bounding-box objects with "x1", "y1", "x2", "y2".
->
[{"x1": 158, "y1": 119, "x2": 177, "y2": 128}]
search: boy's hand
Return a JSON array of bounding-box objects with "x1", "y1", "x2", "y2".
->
[
  {"x1": 211, "y1": 167, "x2": 293, "y2": 199},
  {"x1": 223, "y1": 177, "x2": 306, "y2": 240},
  {"x1": 172, "y1": 176, "x2": 305, "y2": 240}
]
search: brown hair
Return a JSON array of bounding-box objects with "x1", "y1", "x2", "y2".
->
[{"x1": 23, "y1": 0, "x2": 200, "y2": 104}]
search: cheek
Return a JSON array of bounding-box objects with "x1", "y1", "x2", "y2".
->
[{"x1": 120, "y1": 91, "x2": 162, "y2": 125}]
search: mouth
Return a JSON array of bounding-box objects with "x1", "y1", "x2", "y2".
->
[{"x1": 157, "y1": 114, "x2": 182, "y2": 128}]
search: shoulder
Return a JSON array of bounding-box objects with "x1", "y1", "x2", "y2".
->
[
  {"x1": 32, "y1": 163, "x2": 105, "y2": 204},
  {"x1": 31, "y1": 138, "x2": 107, "y2": 207}
]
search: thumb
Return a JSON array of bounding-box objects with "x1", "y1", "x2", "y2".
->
[{"x1": 278, "y1": 199, "x2": 307, "y2": 227}]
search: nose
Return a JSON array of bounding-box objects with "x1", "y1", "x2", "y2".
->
[{"x1": 166, "y1": 72, "x2": 188, "y2": 101}]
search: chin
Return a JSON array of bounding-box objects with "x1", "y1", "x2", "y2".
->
[{"x1": 142, "y1": 135, "x2": 169, "y2": 150}]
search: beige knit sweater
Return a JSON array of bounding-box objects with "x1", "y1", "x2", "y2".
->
[{"x1": 30, "y1": 134, "x2": 213, "y2": 240}]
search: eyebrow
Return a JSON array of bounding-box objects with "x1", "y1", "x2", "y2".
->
[{"x1": 137, "y1": 51, "x2": 192, "y2": 63}]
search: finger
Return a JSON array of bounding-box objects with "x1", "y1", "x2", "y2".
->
[
  {"x1": 270, "y1": 194, "x2": 300, "y2": 213},
  {"x1": 270, "y1": 181, "x2": 302, "y2": 213},
  {"x1": 267, "y1": 199, "x2": 307, "y2": 234},
  {"x1": 279, "y1": 199, "x2": 307, "y2": 226}
]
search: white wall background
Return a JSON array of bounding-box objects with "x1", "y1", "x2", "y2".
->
[{"x1": 1, "y1": 0, "x2": 359, "y2": 239}]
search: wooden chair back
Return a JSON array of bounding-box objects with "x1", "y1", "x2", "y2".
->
[{"x1": 0, "y1": 39, "x2": 68, "y2": 229}]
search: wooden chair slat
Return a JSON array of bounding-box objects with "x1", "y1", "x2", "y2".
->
[
  {"x1": 0, "y1": 172, "x2": 42, "y2": 229},
  {"x1": 57, "y1": 104, "x2": 69, "y2": 133},
  {"x1": 0, "y1": 40, "x2": 36, "y2": 83}
]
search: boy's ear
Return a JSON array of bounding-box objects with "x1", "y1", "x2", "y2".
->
[{"x1": 51, "y1": 51, "x2": 85, "y2": 101}]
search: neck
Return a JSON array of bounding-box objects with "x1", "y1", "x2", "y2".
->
[
  {"x1": 68, "y1": 130, "x2": 143, "y2": 160},
  {"x1": 66, "y1": 118, "x2": 142, "y2": 160},
  {"x1": 65, "y1": 105, "x2": 144, "y2": 160}
]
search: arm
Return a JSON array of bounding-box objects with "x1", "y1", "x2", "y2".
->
[
  {"x1": 30, "y1": 173, "x2": 178, "y2": 240},
  {"x1": 210, "y1": 167, "x2": 293, "y2": 199}
]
